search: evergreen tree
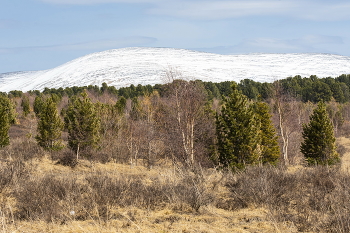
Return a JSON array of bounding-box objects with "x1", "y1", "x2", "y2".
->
[
  {"x1": 215, "y1": 84, "x2": 261, "y2": 170},
  {"x1": 0, "y1": 96, "x2": 16, "y2": 147},
  {"x1": 64, "y1": 91, "x2": 101, "y2": 159},
  {"x1": 301, "y1": 102, "x2": 339, "y2": 165},
  {"x1": 21, "y1": 96, "x2": 30, "y2": 117},
  {"x1": 0, "y1": 96, "x2": 16, "y2": 125},
  {"x1": 115, "y1": 96, "x2": 127, "y2": 115},
  {"x1": 0, "y1": 104, "x2": 10, "y2": 148},
  {"x1": 35, "y1": 97, "x2": 64, "y2": 151},
  {"x1": 33, "y1": 95, "x2": 45, "y2": 117},
  {"x1": 253, "y1": 101, "x2": 280, "y2": 165}
]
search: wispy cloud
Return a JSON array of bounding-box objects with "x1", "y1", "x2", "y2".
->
[
  {"x1": 301, "y1": 2, "x2": 350, "y2": 21},
  {"x1": 36, "y1": 0, "x2": 350, "y2": 21},
  {"x1": 148, "y1": 1, "x2": 297, "y2": 20},
  {"x1": 0, "y1": 36, "x2": 157, "y2": 53},
  {"x1": 149, "y1": 0, "x2": 350, "y2": 21}
]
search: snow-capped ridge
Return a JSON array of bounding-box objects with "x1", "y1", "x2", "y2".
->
[{"x1": 1, "y1": 47, "x2": 350, "y2": 92}]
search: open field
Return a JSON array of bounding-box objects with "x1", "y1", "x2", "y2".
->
[
  {"x1": 338, "y1": 137, "x2": 350, "y2": 173},
  {"x1": 0, "y1": 156, "x2": 299, "y2": 233},
  {"x1": 1, "y1": 135, "x2": 350, "y2": 232}
]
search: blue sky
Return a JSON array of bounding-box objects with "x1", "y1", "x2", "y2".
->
[{"x1": 1, "y1": 0, "x2": 350, "y2": 73}]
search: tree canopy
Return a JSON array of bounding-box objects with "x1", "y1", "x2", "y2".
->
[{"x1": 301, "y1": 102, "x2": 339, "y2": 165}]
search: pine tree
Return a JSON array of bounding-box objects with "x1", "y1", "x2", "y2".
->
[
  {"x1": 215, "y1": 84, "x2": 261, "y2": 170},
  {"x1": 0, "y1": 95, "x2": 16, "y2": 125},
  {"x1": 0, "y1": 95, "x2": 16, "y2": 147},
  {"x1": 33, "y1": 95, "x2": 45, "y2": 117},
  {"x1": 301, "y1": 102, "x2": 339, "y2": 165},
  {"x1": 35, "y1": 96, "x2": 64, "y2": 151},
  {"x1": 115, "y1": 96, "x2": 127, "y2": 115},
  {"x1": 253, "y1": 101, "x2": 280, "y2": 165},
  {"x1": 64, "y1": 91, "x2": 100, "y2": 159},
  {"x1": 21, "y1": 96, "x2": 30, "y2": 117},
  {"x1": 0, "y1": 104, "x2": 10, "y2": 148}
]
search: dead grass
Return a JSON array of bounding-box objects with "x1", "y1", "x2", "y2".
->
[
  {"x1": 3, "y1": 207, "x2": 296, "y2": 233},
  {"x1": 0, "y1": 153, "x2": 299, "y2": 233},
  {"x1": 337, "y1": 137, "x2": 350, "y2": 173},
  {"x1": 2, "y1": 136, "x2": 350, "y2": 232}
]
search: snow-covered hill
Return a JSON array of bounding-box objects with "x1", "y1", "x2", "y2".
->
[{"x1": 1, "y1": 47, "x2": 350, "y2": 92}]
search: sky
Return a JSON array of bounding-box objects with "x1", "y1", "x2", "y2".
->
[{"x1": 1, "y1": 0, "x2": 350, "y2": 73}]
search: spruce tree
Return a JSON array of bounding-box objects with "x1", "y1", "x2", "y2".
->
[
  {"x1": 33, "y1": 95, "x2": 45, "y2": 117},
  {"x1": 0, "y1": 95, "x2": 16, "y2": 125},
  {"x1": 21, "y1": 96, "x2": 30, "y2": 117},
  {"x1": 0, "y1": 96, "x2": 16, "y2": 147},
  {"x1": 253, "y1": 101, "x2": 280, "y2": 165},
  {"x1": 115, "y1": 96, "x2": 127, "y2": 115},
  {"x1": 35, "y1": 96, "x2": 64, "y2": 151},
  {"x1": 64, "y1": 91, "x2": 100, "y2": 159},
  {"x1": 0, "y1": 95, "x2": 16, "y2": 148},
  {"x1": 301, "y1": 102, "x2": 339, "y2": 165},
  {"x1": 0, "y1": 104, "x2": 10, "y2": 148},
  {"x1": 215, "y1": 84, "x2": 261, "y2": 170}
]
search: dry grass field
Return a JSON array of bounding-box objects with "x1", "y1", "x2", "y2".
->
[
  {"x1": 0, "y1": 156, "x2": 299, "y2": 233},
  {"x1": 1, "y1": 136, "x2": 350, "y2": 232},
  {"x1": 338, "y1": 137, "x2": 350, "y2": 173}
]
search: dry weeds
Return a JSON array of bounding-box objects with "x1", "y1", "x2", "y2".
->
[{"x1": 2, "y1": 136, "x2": 350, "y2": 232}]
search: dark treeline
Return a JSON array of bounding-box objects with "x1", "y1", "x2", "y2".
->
[
  {"x1": 1, "y1": 73, "x2": 348, "y2": 167},
  {"x1": 3, "y1": 74, "x2": 350, "y2": 103}
]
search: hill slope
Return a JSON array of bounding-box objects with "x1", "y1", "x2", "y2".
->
[{"x1": 1, "y1": 47, "x2": 350, "y2": 92}]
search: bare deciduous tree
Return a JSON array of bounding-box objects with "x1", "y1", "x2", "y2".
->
[{"x1": 161, "y1": 69, "x2": 207, "y2": 167}]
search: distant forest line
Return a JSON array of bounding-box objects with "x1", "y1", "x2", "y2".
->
[{"x1": 3, "y1": 74, "x2": 350, "y2": 103}]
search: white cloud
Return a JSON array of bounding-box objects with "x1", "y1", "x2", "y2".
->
[
  {"x1": 36, "y1": 0, "x2": 350, "y2": 21},
  {"x1": 300, "y1": 3, "x2": 350, "y2": 21},
  {"x1": 147, "y1": 0, "x2": 350, "y2": 21},
  {"x1": 148, "y1": 1, "x2": 297, "y2": 20}
]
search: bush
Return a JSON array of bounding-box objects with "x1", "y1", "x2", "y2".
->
[
  {"x1": 225, "y1": 165, "x2": 350, "y2": 232},
  {"x1": 55, "y1": 151, "x2": 78, "y2": 168}
]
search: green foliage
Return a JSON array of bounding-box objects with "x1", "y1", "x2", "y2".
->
[
  {"x1": 8, "y1": 90, "x2": 23, "y2": 98},
  {"x1": 0, "y1": 105, "x2": 10, "y2": 148},
  {"x1": 21, "y1": 96, "x2": 30, "y2": 117},
  {"x1": 64, "y1": 91, "x2": 101, "y2": 158},
  {"x1": 215, "y1": 81, "x2": 235, "y2": 97},
  {"x1": 33, "y1": 95, "x2": 45, "y2": 117},
  {"x1": 203, "y1": 81, "x2": 222, "y2": 100},
  {"x1": 35, "y1": 97, "x2": 64, "y2": 151},
  {"x1": 253, "y1": 101, "x2": 280, "y2": 165},
  {"x1": 238, "y1": 79, "x2": 260, "y2": 100},
  {"x1": 0, "y1": 96, "x2": 16, "y2": 147},
  {"x1": 301, "y1": 102, "x2": 339, "y2": 165},
  {"x1": 215, "y1": 84, "x2": 261, "y2": 170},
  {"x1": 302, "y1": 80, "x2": 333, "y2": 103},
  {"x1": 115, "y1": 96, "x2": 127, "y2": 115},
  {"x1": 0, "y1": 95, "x2": 16, "y2": 125}
]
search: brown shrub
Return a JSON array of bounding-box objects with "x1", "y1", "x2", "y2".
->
[
  {"x1": 1, "y1": 138, "x2": 44, "y2": 161},
  {"x1": 55, "y1": 150, "x2": 78, "y2": 168},
  {"x1": 226, "y1": 165, "x2": 350, "y2": 232}
]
